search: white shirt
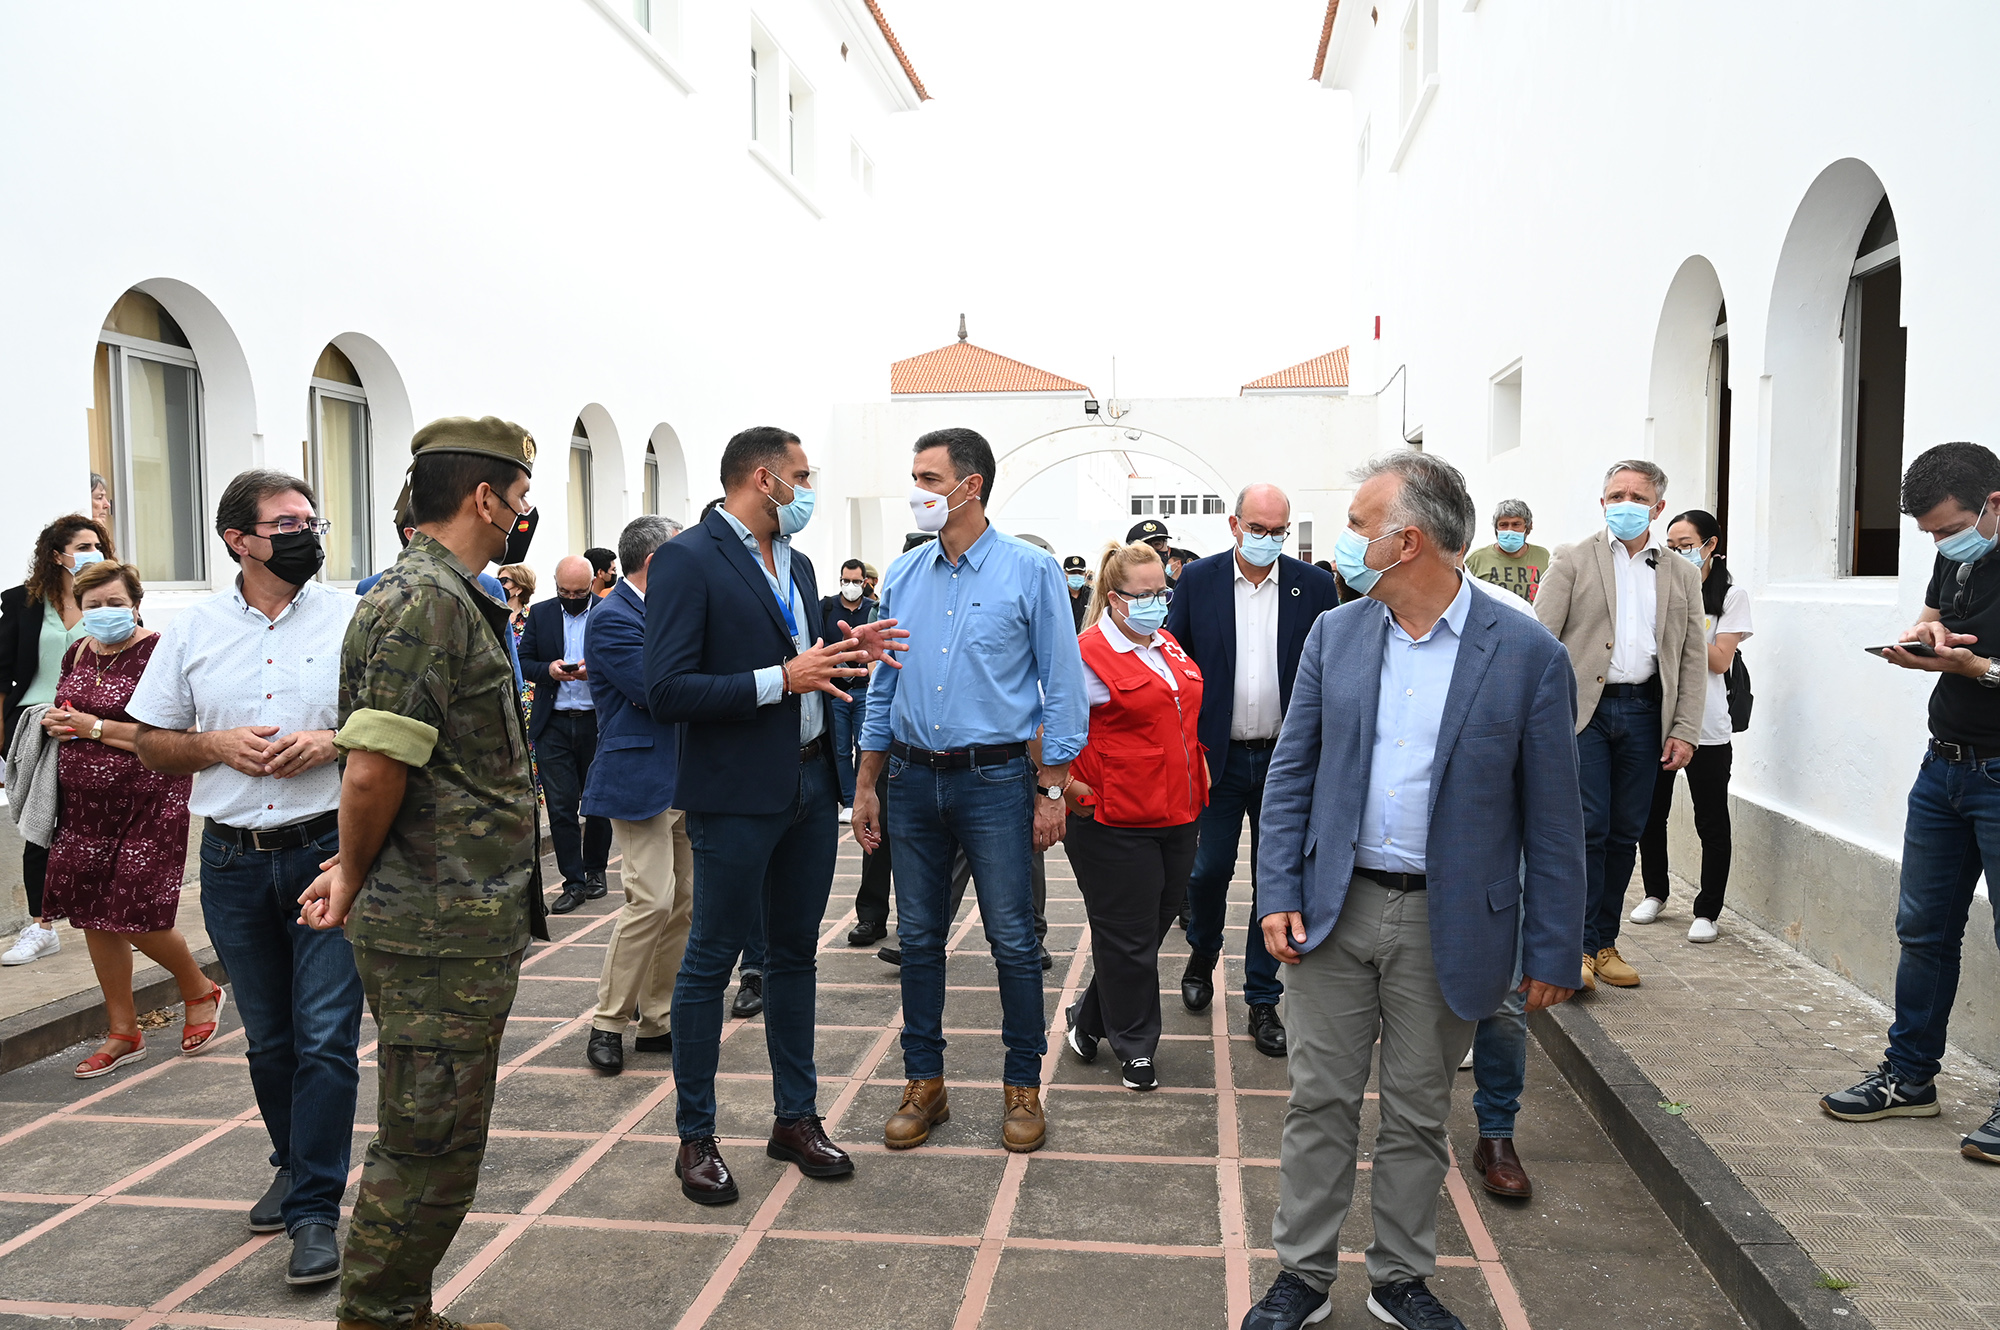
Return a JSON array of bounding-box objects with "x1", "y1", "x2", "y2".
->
[
  {"x1": 1699, "y1": 582, "x2": 1753, "y2": 746},
  {"x1": 555, "y1": 604, "x2": 592, "y2": 710},
  {"x1": 1081, "y1": 620, "x2": 1179, "y2": 707},
  {"x1": 1230, "y1": 556, "x2": 1282, "y2": 740},
  {"x1": 127, "y1": 578, "x2": 357, "y2": 829},
  {"x1": 1354, "y1": 576, "x2": 1473, "y2": 875},
  {"x1": 1606, "y1": 529, "x2": 1662, "y2": 684}
]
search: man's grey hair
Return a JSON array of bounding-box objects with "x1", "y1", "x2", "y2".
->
[
  {"x1": 618, "y1": 514, "x2": 678, "y2": 575},
  {"x1": 1349, "y1": 451, "x2": 1476, "y2": 556},
  {"x1": 1492, "y1": 498, "x2": 1533, "y2": 531},
  {"x1": 1603, "y1": 459, "x2": 1668, "y2": 498}
]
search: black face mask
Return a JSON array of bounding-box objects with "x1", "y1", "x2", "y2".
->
[
  {"x1": 559, "y1": 594, "x2": 592, "y2": 616},
  {"x1": 491, "y1": 500, "x2": 538, "y2": 565},
  {"x1": 261, "y1": 530, "x2": 325, "y2": 586}
]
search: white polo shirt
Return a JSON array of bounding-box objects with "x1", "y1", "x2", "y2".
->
[{"x1": 127, "y1": 577, "x2": 357, "y2": 829}]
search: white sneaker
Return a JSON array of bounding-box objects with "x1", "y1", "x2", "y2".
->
[
  {"x1": 1687, "y1": 917, "x2": 1719, "y2": 943},
  {"x1": 1, "y1": 922, "x2": 59, "y2": 965},
  {"x1": 1459, "y1": 1046, "x2": 1475, "y2": 1070},
  {"x1": 1629, "y1": 896, "x2": 1665, "y2": 925},
  {"x1": 838, "y1": 806, "x2": 854, "y2": 825}
]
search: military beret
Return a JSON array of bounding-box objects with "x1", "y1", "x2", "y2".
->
[
  {"x1": 411, "y1": 416, "x2": 537, "y2": 476},
  {"x1": 1126, "y1": 519, "x2": 1170, "y2": 543},
  {"x1": 1062, "y1": 555, "x2": 1088, "y2": 572}
]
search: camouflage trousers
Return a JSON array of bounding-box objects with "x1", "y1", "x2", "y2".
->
[{"x1": 338, "y1": 946, "x2": 523, "y2": 1330}]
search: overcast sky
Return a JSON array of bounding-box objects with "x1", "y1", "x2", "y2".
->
[{"x1": 872, "y1": 1, "x2": 1352, "y2": 401}]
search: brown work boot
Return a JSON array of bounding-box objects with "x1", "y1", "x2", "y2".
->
[
  {"x1": 1471, "y1": 1136, "x2": 1533, "y2": 1199},
  {"x1": 884, "y1": 1077, "x2": 950, "y2": 1149},
  {"x1": 1002, "y1": 1084, "x2": 1046, "y2": 1153},
  {"x1": 1577, "y1": 952, "x2": 1597, "y2": 993},
  {"x1": 1594, "y1": 946, "x2": 1641, "y2": 988}
]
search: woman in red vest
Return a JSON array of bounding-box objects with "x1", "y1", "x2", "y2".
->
[{"x1": 1061, "y1": 540, "x2": 1208, "y2": 1090}]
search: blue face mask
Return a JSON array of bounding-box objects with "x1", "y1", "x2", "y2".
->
[
  {"x1": 82, "y1": 606, "x2": 135, "y2": 643},
  {"x1": 1495, "y1": 530, "x2": 1527, "y2": 554},
  {"x1": 1117, "y1": 593, "x2": 1170, "y2": 636},
  {"x1": 1937, "y1": 508, "x2": 1998, "y2": 565},
  {"x1": 1067, "y1": 573, "x2": 1087, "y2": 591},
  {"x1": 1333, "y1": 525, "x2": 1405, "y2": 596},
  {"x1": 68, "y1": 550, "x2": 104, "y2": 573},
  {"x1": 1238, "y1": 531, "x2": 1284, "y2": 567},
  {"x1": 768, "y1": 473, "x2": 815, "y2": 537},
  {"x1": 1604, "y1": 502, "x2": 1653, "y2": 542},
  {"x1": 1677, "y1": 545, "x2": 1706, "y2": 570}
]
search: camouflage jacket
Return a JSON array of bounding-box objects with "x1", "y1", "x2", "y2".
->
[{"x1": 336, "y1": 532, "x2": 547, "y2": 956}]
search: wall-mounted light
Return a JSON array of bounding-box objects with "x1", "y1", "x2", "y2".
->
[{"x1": 1083, "y1": 399, "x2": 1100, "y2": 417}]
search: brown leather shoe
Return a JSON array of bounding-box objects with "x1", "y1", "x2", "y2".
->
[
  {"x1": 884, "y1": 1077, "x2": 950, "y2": 1149},
  {"x1": 1002, "y1": 1084, "x2": 1046, "y2": 1153},
  {"x1": 674, "y1": 1135, "x2": 739, "y2": 1205},
  {"x1": 1471, "y1": 1137, "x2": 1533, "y2": 1199},
  {"x1": 768, "y1": 1114, "x2": 854, "y2": 1178},
  {"x1": 1594, "y1": 946, "x2": 1641, "y2": 988}
]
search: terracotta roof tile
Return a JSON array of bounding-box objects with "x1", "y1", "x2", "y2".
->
[
  {"x1": 1242, "y1": 347, "x2": 1350, "y2": 393},
  {"x1": 865, "y1": 0, "x2": 929, "y2": 102},
  {"x1": 891, "y1": 341, "x2": 1090, "y2": 395},
  {"x1": 1311, "y1": 0, "x2": 1341, "y2": 81}
]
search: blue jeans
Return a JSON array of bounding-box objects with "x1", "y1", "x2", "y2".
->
[
  {"x1": 1576, "y1": 691, "x2": 1662, "y2": 953},
  {"x1": 1885, "y1": 750, "x2": 2000, "y2": 1084},
  {"x1": 198, "y1": 824, "x2": 363, "y2": 1234},
  {"x1": 673, "y1": 755, "x2": 837, "y2": 1137},
  {"x1": 830, "y1": 687, "x2": 868, "y2": 806},
  {"x1": 887, "y1": 751, "x2": 1045, "y2": 1086},
  {"x1": 1472, "y1": 988, "x2": 1528, "y2": 1138},
  {"x1": 1184, "y1": 743, "x2": 1283, "y2": 1006}
]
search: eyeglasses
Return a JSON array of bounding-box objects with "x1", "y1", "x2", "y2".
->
[
  {"x1": 253, "y1": 517, "x2": 332, "y2": 536},
  {"x1": 1113, "y1": 587, "x2": 1174, "y2": 608},
  {"x1": 1952, "y1": 560, "x2": 1976, "y2": 618},
  {"x1": 1240, "y1": 523, "x2": 1291, "y2": 541}
]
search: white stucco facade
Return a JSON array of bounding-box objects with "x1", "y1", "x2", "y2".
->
[{"x1": 1319, "y1": 0, "x2": 2000, "y2": 1040}]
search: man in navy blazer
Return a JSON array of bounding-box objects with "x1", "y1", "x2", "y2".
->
[
  {"x1": 642, "y1": 426, "x2": 901, "y2": 1206},
  {"x1": 579, "y1": 515, "x2": 691, "y2": 1076},
  {"x1": 518, "y1": 556, "x2": 612, "y2": 910},
  {"x1": 1242, "y1": 452, "x2": 1584, "y2": 1330},
  {"x1": 1163, "y1": 484, "x2": 1340, "y2": 1058}
]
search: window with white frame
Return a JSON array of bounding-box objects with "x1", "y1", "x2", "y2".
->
[
  {"x1": 644, "y1": 443, "x2": 660, "y2": 515},
  {"x1": 787, "y1": 75, "x2": 815, "y2": 185},
  {"x1": 1356, "y1": 116, "x2": 1371, "y2": 179},
  {"x1": 1489, "y1": 361, "x2": 1522, "y2": 458},
  {"x1": 569, "y1": 426, "x2": 594, "y2": 553},
  {"x1": 1203, "y1": 495, "x2": 1225, "y2": 514},
  {"x1": 631, "y1": 0, "x2": 649, "y2": 28},
  {"x1": 1392, "y1": 0, "x2": 1439, "y2": 167},
  {"x1": 851, "y1": 140, "x2": 875, "y2": 195},
  {"x1": 91, "y1": 290, "x2": 205, "y2": 584},
  {"x1": 1130, "y1": 495, "x2": 1154, "y2": 516},
  {"x1": 1179, "y1": 495, "x2": 1199, "y2": 515},
  {"x1": 749, "y1": 43, "x2": 763, "y2": 141},
  {"x1": 309, "y1": 343, "x2": 372, "y2": 582},
  {"x1": 1843, "y1": 196, "x2": 1905, "y2": 577}
]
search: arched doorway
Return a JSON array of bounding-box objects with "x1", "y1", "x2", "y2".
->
[
  {"x1": 991, "y1": 425, "x2": 1239, "y2": 566},
  {"x1": 1647, "y1": 256, "x2": 1731, "y2": 548}
]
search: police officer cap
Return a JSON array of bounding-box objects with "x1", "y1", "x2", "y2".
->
[
  {"x1": 1062, "y1": 555, "x2": 1088, "y2": 572},
  {"x1": 410, "y1": 416, "x2": 537, "y2": 476},
  {"x1": 1126, "y1": 519, "x2": 1170, "y2": 543}
]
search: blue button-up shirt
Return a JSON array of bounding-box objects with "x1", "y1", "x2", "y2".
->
[
  {"x1": 1354, "y1": 574, "x2": 1472, "y2": 875},
  {"x1": 859, "y1": 523, "x2": 1088, "y2": 763},
  {"x1": 555, "y1": 602, "x2": 592, "y2": 710},
  {"x1": 717, "y1": 507, "x2": 824, "y2": 744}
]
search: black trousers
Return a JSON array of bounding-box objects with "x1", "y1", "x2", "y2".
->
[
  {"x1": 538, "y1": 709, "x2": 612, "y2": 887},
  {"x1": 22, "y1": 841, "x2": 46, "y2": 918},
  {"x1": 1638, "y1": 741, "x2": 1734, "y2": 920},
  {"x1": 855, "y1": 767, "x2": 1046, "y2": 938},
  {"x1": 1065, "y1": 814, "x2": 1198, "y2": 1064}
]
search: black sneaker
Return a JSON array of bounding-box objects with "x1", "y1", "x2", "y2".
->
[
  {"x1": 1065, "y1": 1002, "x2": 1097, "y2": 1063},
  {"x1": 1368, "y1": 1278, "x2": 1464, "y2": 1329},
  {"x1": 1820, "y1": 1061, "x2": 1941, "y2": 1121},
  {"x1": 731, "y1": 973, "x2": 764, "y2": 1018},
  {"x1": 1963, "y1": 1101, "x2": 2000, "y2": 1163},
  {"x1": 1121, "y1": 1057, "x2": 1156, "y2": 1091},
  {"x1": 1242, "y1": 1271, "x2": 1329, "y2": 1329}
]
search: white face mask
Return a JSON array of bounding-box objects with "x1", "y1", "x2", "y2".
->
[
  {"x1": 839, "y1": 580, "x2": 865, "y2": 601},
  {"x1": 909, "y1": 477, "x2": 972, "y2": 534}
]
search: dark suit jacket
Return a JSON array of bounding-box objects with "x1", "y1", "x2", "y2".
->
[
  {"x1": 518, "y1": 597, "x2": 594, "y2": 742},
  {"x1": 580, "y1": 579, "x2": 678, "y2": 822},
  {"x1": 1257, "y1": 587, "x2": 1587, "y2": 1018},
  {"x1": 0, "y1": 584, "x2": 46, "y2": 751},
  {"x1": 1163, "y1": 551, "x2": 1341, "y2": 769},
  {"x1": 643, "y1": 508, "x2": 838, "y2": 815}
]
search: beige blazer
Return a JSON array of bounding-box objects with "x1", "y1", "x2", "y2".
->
[{"x1": 1534, "y1": 531, "x2": 1707, "y2": 745}]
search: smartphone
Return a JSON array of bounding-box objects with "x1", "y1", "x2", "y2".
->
[{"x1": 1864, "y1": 642, "x2": 1938, "y2": 659}]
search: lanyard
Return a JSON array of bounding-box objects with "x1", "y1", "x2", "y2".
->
[{"x1": 771, "y1": 574, "x2": 798, "y2": 637}]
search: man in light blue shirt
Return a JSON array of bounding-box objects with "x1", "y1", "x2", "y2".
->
[{"x1": 853, "y1": 427, "x2": 1088, "y2": 1156}]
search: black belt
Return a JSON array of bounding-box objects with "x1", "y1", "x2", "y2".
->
[
  {"x1": 205, "y1": 810, "x2": 339, "y2": 853},
  {"x1": 1930, "y1": 737, "x2": 2000, "y2": 764},
  {"x1": 889, "y1": 739, "x2": 1028, "y2": 769},
  {"x1": 1358, "y1": 869, "x2": 1428, "y2": 892},
  {"x1": 1600, "y1": 677, "x2": 1662, "y2": 700},
  {"x1": 1232, "y1": 736, "x2": 1279, "y2": 752},
  {"x1": 800, "y1": 737, "x2": 824, "y2": 764}
]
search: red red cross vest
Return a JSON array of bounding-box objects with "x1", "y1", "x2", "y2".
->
[{"x1": 1071, "y1": 622, "x2": 1209, "y2": 828}]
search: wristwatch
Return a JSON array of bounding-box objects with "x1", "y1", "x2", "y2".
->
[
  {"x1": 1980, "y1": 658, "x2": 2000, "y2": 689},
  {"x1": 87, "y1": 720, "x2": 103, "y2": 741},
  {"x1": 1039, "y1": 784, "x2": 1065, "y2": 802}
]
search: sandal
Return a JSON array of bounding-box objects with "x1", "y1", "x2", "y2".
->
[
  {"x1": 75, "y1": 1031, "x2": 146, "y2": 1079},
  {"x1": 181, "y1": 982, "x2": 227, "y2": 1056}
]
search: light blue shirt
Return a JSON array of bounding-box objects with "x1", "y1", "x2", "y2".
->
[
  {"x1": 555, "y1": 603, "x2": 592, "y2": 710},
  {"x1": 717, "y1": 508, "x2": 824, "y2": 744},
  {"x1": 1354, "y1": 574, "x2": 1473, "y2": 875},
  {"x1": 859, "y1": 523, "x2": 1088, "y2": 764}
]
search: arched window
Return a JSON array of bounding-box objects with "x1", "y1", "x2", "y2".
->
[
  {"x1": 309, "y1": 344, "x2": 371, "y2": 582},
  {"x1": 569, "y1": 420, "x2": 594, "y2": 553},
  {"x1": 645, "y1": 442, "x2": 660, "y2": 515},
  {"x1": 1844, "y1": 197, "x2": 1905, "y2": 577},
  {"x1": 91, "y1": 290, "x2": 204, "y2": 583}
]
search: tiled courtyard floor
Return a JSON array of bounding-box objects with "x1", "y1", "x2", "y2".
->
[{"x1": 0, "y1": 841, "x2": 1741, "y2": 1329}]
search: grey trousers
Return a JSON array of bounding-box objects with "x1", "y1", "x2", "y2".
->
[{"x1": 1272, "y1": 876, "x2": 1477, "y2": 1289}]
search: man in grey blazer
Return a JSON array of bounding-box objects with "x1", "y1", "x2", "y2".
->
[{"x1": 1242, "y1": 451, "x2": 1585, "y2": 1330}]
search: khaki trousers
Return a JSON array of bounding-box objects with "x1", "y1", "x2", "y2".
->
[{"x1": 591, "y1": 807, "x2": 694, "y2": 1037}]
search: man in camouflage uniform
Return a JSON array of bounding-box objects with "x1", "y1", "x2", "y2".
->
[{"x1": 300, "y1": 416, "x2": 547, "y2": 1330}]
